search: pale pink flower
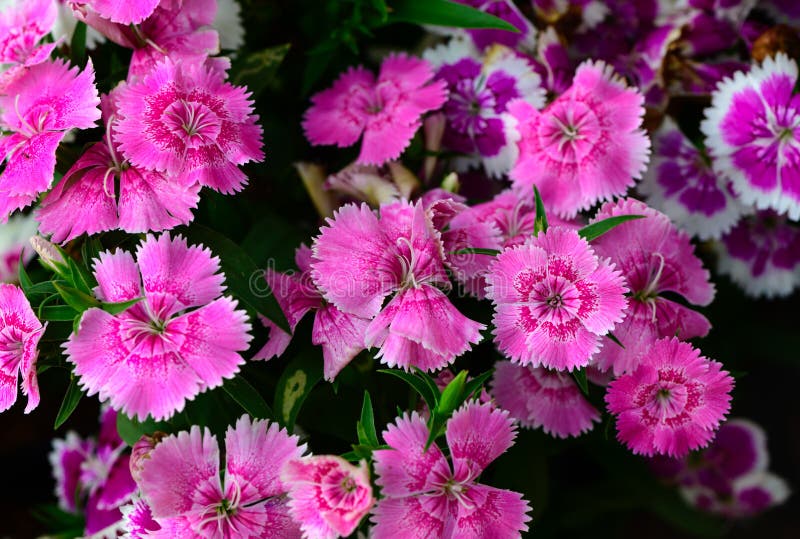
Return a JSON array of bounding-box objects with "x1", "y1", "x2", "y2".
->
[
  {"x1": 510, "y1": 60, "x2": 650, "y2": 217},
  {"x1": 0, "y1": 59, "x2": 101, "y2": 222},
  {"x1": 281, "y1": 456, "x2": 374, "y2": 539},
  {"x1": 114, "y1": 58, "x2": 263, "y2": 194},
  {"x1": 303, "y1": 54, "x2": 447, "y2": 166},
  {"x1": 702, "y1": 53, "x2": 800, "y2": 219},
  {"x1": 136, "y1": 415, "x2": 305, "y2": 538},
  {"x1": 65, "y1": 233, "x2": 252, "y2": 421},
  {"x1": 371, "y1": 401, "x2": 531, "y2": 538},
  {"x1": 0, "y1": 283, "x2": 45, "y2": 414},
  {"x1": 606, "y1": 337, "x2": 734, "y2": 458},
  {"x1": 491, "y1": 361, "x2": 600, "y2": 438},
  {"x1": 253, "y1": 245, "x2": 370, "y2": 382},
  {"x1": 38, "y1": 89, "x2": 200, "y2": 243},
  {"x1": 485, "y1": 226, "x2": 628, "y2": 371},
  {"x1": 0, "y1": 0, "x2": 58, "y2": 87},
  {"x1": 590, "y1": 198, "x2": 715, "y2": 375},
  {"x1": 312, "y1": 201, "x2": 484, "y2": 372},
  {"x1": 0, "y1": 213, "x2": 37, "y2": 283}
]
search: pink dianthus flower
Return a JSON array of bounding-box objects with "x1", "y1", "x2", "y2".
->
[
  {"x1": 0, "y1": 0, "x2": 58, "y2": 88},
  {"x1": 606, "y1": 337, "x2": 734, "y2": 458},
  {"x1": 0, "y1": 283, "x2": 45, "y2": 414},
  {"x1": 485, "y1": 226, "x2": 628, "y2": 371},
  {"x1": 303, "y1": 54, "x2": 447, "y2": 166},
  {"x1": 65, "y1": 233, "x2": 252, "y2": 421}
]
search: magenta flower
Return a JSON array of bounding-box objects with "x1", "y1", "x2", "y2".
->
[
  {"x1": 38, "y1": 89, "x2": 201, "y2": 243},
  {"x1": 0, "y1": 59, "x2": 101, "y2": 222},
  {"x1": 136, "y1": 416, "x2": 305, "y2": 538},
  {"x1": 606, "y1": 337, "x2": 734, "y2": 458},
  {"x1": 510, "y1": 60, "x2": 650, "y2": 217},
  {"x1": 303, "y1": 54, "x2": 447, "y2": 166},
  {"x1": 49, "y1": 408, "x2": 137, "y2": 536},
  {"x1": 371, "y1": 401, "x2": 531, "y2": 538},
  {"x1": 114, "y1": 58, "x2": 264, "y2": 194},
  {"x1": 312, "y1": 201, "x2": 484, "y2": 372},
  {"x1": 253, "y1": 245, "x2": 370, "y2": 382},
  {"x1": 75, "y1": 0, "x2": 161, "y2": 24},
  {"x1": 641, "y1": 117, "x2": 745, "y2": 240},
  {"x1": 0, "y1": 283, "x2": 45, "y2": 414},
  {"x1": 590, "y1": 199, "x2": 715, "y2": 375},
  {"x1": 281, "y1": 456, "x2": 374, "y2": 539},
  {"x1": 716, "y1": 210, "x2": 800, "y2": 298},
  {"x1": 423, "y1": 39, "x2": 545, "y2": 177},
  {"x1": 0, "y1": 0, "x2": 58, "y2": 87},
  {"x1": 702, "y1": 53, "x2": 800, "y2": 220},
  {"x1": 485, "y1": 226, "x2": 628, "y2": 371},
  {"x1": 491, "y1": 361, "x2": 600, "y2": 439},
  {"x1": 65, "y1": 233, "x2": 252, "y2": 421}
]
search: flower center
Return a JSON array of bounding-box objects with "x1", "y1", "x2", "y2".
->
[
  {"x1": 341, "y1": 476, "x2": 357, "y2": 493},
  {"x1": 164, "y1": 99, "x2": 220, "y2": 148},
  {"x1": 546, "y1": 293, "x2": 564, "y2": 308}
]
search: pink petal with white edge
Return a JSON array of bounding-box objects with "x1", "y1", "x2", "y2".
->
[
  {"x1": 252, "y1": 316, "x2": 294, "y2": 361},
  {"x1": 525, "y1": 316, "x2": 601, "y2": 371},
  {"x1": 139, "y1": 426, "x2": 222, "y2": 519},
  {"x1": 282, "y1": 456, "x2": 374, "y2": 539},
  {"x1": 312, "y1": 304, "x2": 369, "y2": 381},
  {"x1": 373, "y1": 412, "x2": 450, "y2": 497},
  {"x1": 135, "y1": 234, "x2": 225, "y2": 314},
  {"x1": 224, "y1": 415, "x2": 306, "y2": 503},
  {"x1": 449, "y1": 483, "x2": 532, "y2": 539},
  {"x1": 446, "y1": 401, "x2": 516, "y2": 481},
  {"x1": 577, "y1": 260, "x2": 628, "y2": 335},
  {"x1": 49, "y1": 432, "x2": 93, "y2": 513},
  {"x1": 0, "y1": 131, "x2": 62, "y2": 198},
  {"x1": 88, "y1": 0, "x2": 161, "y2": 24},
  {"x1": 121, "y1": 497, "x2": 161, "y2": 538},
  {"x1": 371, "y1": 494, "x2": 448, "y2": 539},
  {"x1": 92, "y1": 249, "x2": 143, "y2": 303}
]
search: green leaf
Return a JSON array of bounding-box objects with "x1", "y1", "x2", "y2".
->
[
  {"x1": 25, "y1": 281, "x2": 59, "y2": 298},
  {"x1": 53, "y1": 282, "x2": 99, "y2": 313},
  {"x1": 607, "y1": 331, "x2": 625, "y2": 349},
  {"x1": 379, "y1": 369, "x2": 438, "y2": 412},
  {"x1": 357, "y1": 391, "x2": 380, "y2": 447},
  {"x1": 116, "y1": 413, "x2": 171, "y2": 446},
  {"x1": 462, "y1": 369, "x2": 494, "y2": 400},
  {"x1": 437, "y1": 370, "x2": 467, "y2": 416},
  {"x1": 222, "y1": 374, "x2": 274, "y2": 419},
  {"x1": 453, "y1": 247, "x2": 501, "y2": 256},
  {"x1": 30, "y1": 503, "x2": 84, "y2": 536},
  {"x1": 274, "y1": 352, "x2": 324, "y2": 431},
  {"x1": 54, "y1": 378, "x2": 85, "y2": 429},
  {"x1": 180, "y1": 224, "x2": 290, "y2": 332},
  {"x1": 231, "y1": 43, "x2": 291, "y2": 98},
  {"x1": 65, "y1": 255, "x2": 97, "y2": 295},
  {"x1": 100, "y1": 297, "x2": 143, "y2": 315},
  {"x1": 386, "y1": 0, "x2": 519, "y2": 31},
  {"x1": 413, "y1": 367, "x2": 442, "y2": 407},
  {"x1": 70, "y1": 21, "x2": 87, "y2": 67},
  {"x1": 533, "y1": 185, "x2": 548, "y2": 235},
  {"x1": 40, "y1": 305, "x2": 81, "y2": 322},
  {"x1": 18, "y1": 262, "x2": 33, "y2": 294},
  {"x1": 577, "y1": 215, "x2": 645, "y2": 242},
  {"x1": 571, "y1": 367, "x2": 589, "y2": 396}
]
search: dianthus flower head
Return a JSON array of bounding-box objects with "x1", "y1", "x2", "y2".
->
[
  {"x1": 0, "y1": 283, "x2": 45, "y2": 414},
  {"x1": 113, "y1": 58, "x2": 263, "y2": 194},
  {"x1": 136, "y1": 416, "x2": 305, "y2": 538},
  {"x1": 485, "y1": 226, "x2": 628, "y2": 371},
  {"x1": 371, "y1": 401, "x2": 531, "y2": 538},
  {"x1": 65, "y1": 233, "x2": 252, "y2": 421},
  {"x1": 510, "y1": 59, "x2": 650, "y2": 217},
  {"x1": 590, "y1": 198, "x2": 715, "y2": 375},
  {"x1": 312, "y1": 200, "x2": 484, "y2": 372},
  {"x1": 641, "y1": 117, "x2": 746, "y2": 240},
  {"x1": 254, "y1": 244, "x2": 370, "y2": 382},
  {"x1": 281, "y1": 456, "x2": 374, "y2": 539},
  {"x1": 0, "y1": 59, "x2": 100, "y2": 222},
  {"x1": 424, "y1": 39, "x2": 545, "y2": 178},
  {"x1": 716, "y1": 209, "x2": 800, "y2": 298},
  {"x1": 702, "y1": 53, "x2": 800, "y2": 219},
  {"x1": 606, "y1": 337, "x2": 734, "y2": 458},
  {"x1": 303, "y1": 53, "x2": 447, "y2": 166},
  {"x1": 0, "y1": 0, "x2": 58, "y2": 86},
  {"x1": 74, "y1": 0, "x2": 161, "y2": 25},
  {"x1": 491, "y1": 360, "x2": 600, "y2": 438}
]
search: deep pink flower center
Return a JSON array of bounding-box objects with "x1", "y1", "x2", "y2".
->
[
  {"x1": 636, "y1": 369, "x2": 704, "y2": 427},
  {"x1": 539, "y1": 98, "x2": 601, "y2": 164},
  {"x1": 163, "y1": 99, "x2": 221, "y2": 148}
]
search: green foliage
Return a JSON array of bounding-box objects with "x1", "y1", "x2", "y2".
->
[
  {"x1": 386, "y1": 0, "x2": 518, "y2": 31},
  {"x1": 222, "y1": 374, "x2": 274, "y2": 420},
  {"x1": 273, "y1": 351, "x2": 324, "y2": 431},
  {"x1": 578, "y1": 215, "x2": 645, "y2": 242},
  {"x1": 534, "y1": 185, "x2": 549, "y2": 235},
  {"x1": 54, "y1": 377, "x2": 85, "y2": 429}
]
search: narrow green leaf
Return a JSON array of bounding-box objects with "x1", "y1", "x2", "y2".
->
[
  {"x1": 54, "y1": 378, "x2": 85, "y2": 429},
  {"x1": 180, "y1": 224, "x2": 290, "y2": 332},
  {"x1": 453, "y1": 247, "x2": 501, "y2": 256},
  {"x1": 25, "y1": 281, "x2": 59, "y2": 297},
  {"x1": 424, "y1": 413, "x2": 447, "y2": 450},
  {"x1": 571, "y1": 368, "x2": 589, "y2": 396},
  {"x1": 100, "y1": 297, "x2": 143, "y2": 315},
  {"x1": 70, "y1": 21, "x2": 87, "y2": 67},
  {"x1": 437, "y1": 370, "x2": 467, "y2": 416},
  {"x1": 462, "y1": 369, "x2": 494, "y2": 400},
  {"x1": 18, "y1": 262, "x2": 33, "y2": 293},
  {"x1": 65, "y1": 256, "x2": 96, "y2": 295},
  {"x1": 607, "y1": 331, "x2": 625, "y2": 349},
  {"x1": 413, "y1": 367, "x2": 442, "y2": 407},
  {"x1": 222, "y1": 374, "x2": 274, "y2": 419},
  {"x1": 533, "y1": 186, "x2": 548, "y2": 235},
  {"x1": 116, "y1": 413, "x2": 171, "y2": 446},
  {"x1": 40, "y1": 305, "x2": 81, "y2": 322},
  {"x1": 231, "y1": 43, "x2": 291, "y2": 98},
  {"x1": 379, "y1": 369, "x2": 438, "y2": 412},
  {"x1": 387, "y1": 0, "x2": 519, "y2": 31},
  {"x1": 274, "y1": 352, "x2": 324, "y2": 430},
  {"x1": 358, "y1": 391, "x2": 380, "y2": 447},
  {"x1": 53, "y1": 282, "x2": 99, "y2": 313},
  {"x1": 577, "y1": 215, "x2": 645, "y2": 242}
]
